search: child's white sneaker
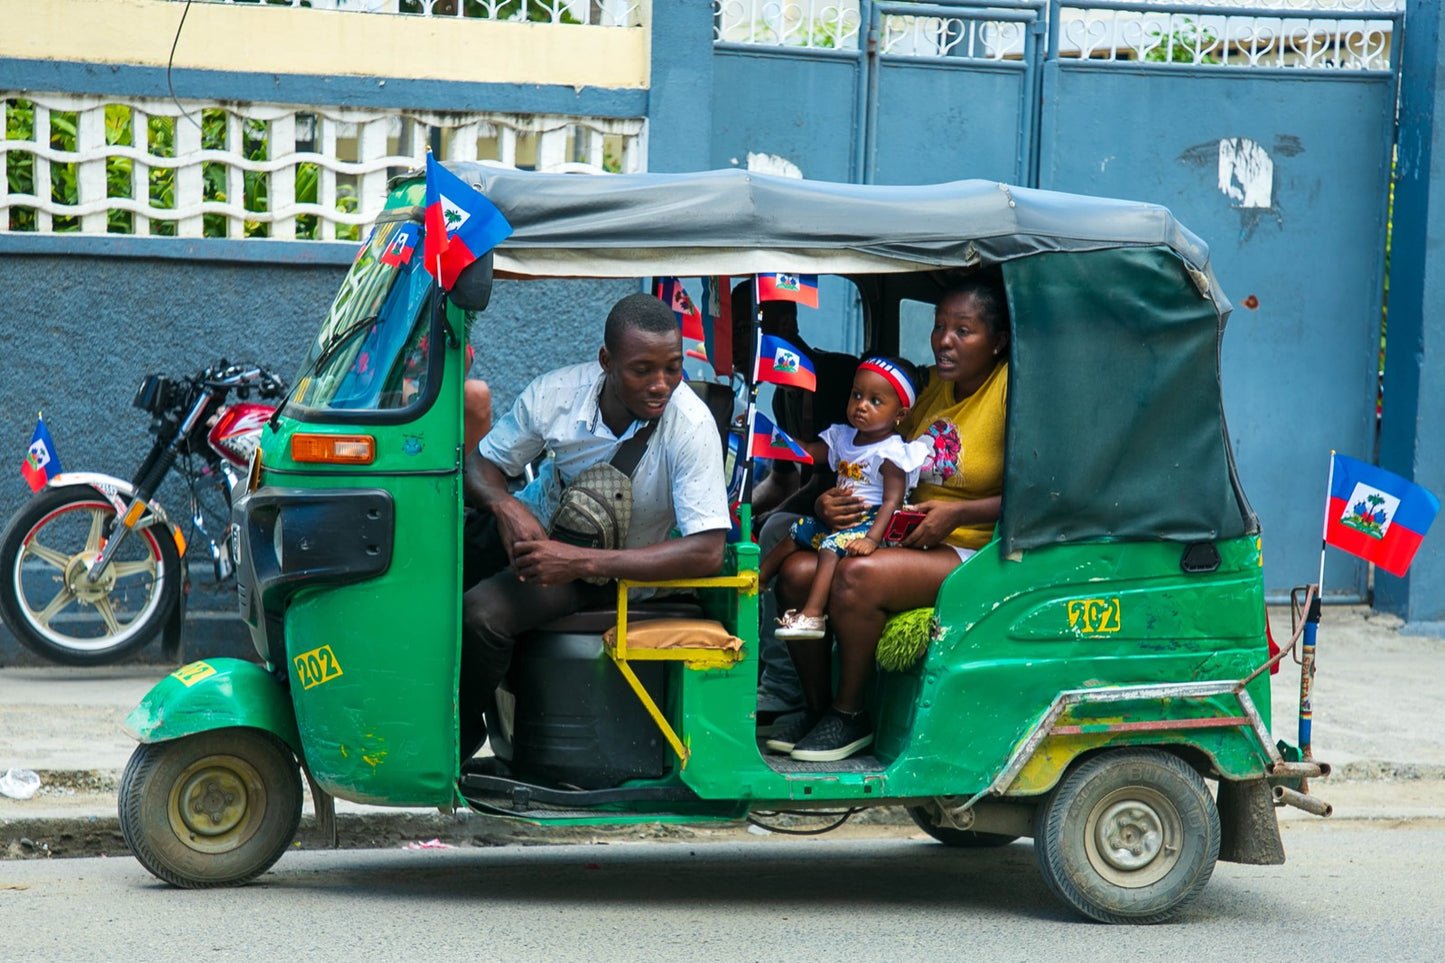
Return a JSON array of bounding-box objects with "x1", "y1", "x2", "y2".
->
[{"x1": 775, "y1": 609, "x2": 827, "y2": 640}]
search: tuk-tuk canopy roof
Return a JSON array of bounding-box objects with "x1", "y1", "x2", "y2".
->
[
  {"x1": 436, "y1": 165, "x2": 1256, "y2": 552},
  {"x1": 451, "y1": 165, "x2": 1227, "y2": 307}
]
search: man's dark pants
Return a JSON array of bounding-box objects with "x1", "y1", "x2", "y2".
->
[{"x1": 458, "y1": 512, "x2": 610, "y2": 759}]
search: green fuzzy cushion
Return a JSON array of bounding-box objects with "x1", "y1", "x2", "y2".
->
[{"x1": 876, "y1": 608, "x2": 935, "y2": 672}]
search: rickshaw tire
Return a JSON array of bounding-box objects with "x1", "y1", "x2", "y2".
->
[
  {"x1": 0, "y1": 485, "x2": 180, "y2": 666},
  {"x1": 118, "y1": 727, "x2": 302, "y2": 889},
  {"x1": 1033, "y1": 748, "x2": 1220, "y2": 924},
  {"x1": 905, "y1": 806, "x2": 1018, "y2": 848}
]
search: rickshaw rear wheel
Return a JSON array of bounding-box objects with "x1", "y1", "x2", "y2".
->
[
  {"x1": 118, "y1": 727, "x2": 302, "y2": 888},
  {"x1": 906, "y1": 805, "x2": 1018, "y2": 848},
  {"x1": 1033, "y1": 748, "x2": 1219, "y2": 924}
]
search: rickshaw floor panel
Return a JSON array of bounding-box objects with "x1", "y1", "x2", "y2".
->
[
  {"x1": 458, "y1": 771, "x2": 703, "y2": 815},
  {"x1": 761, "y1": 753, "x2": 886, "y2": 774}
]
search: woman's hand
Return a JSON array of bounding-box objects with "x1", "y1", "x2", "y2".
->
[
  {"x1": 816, "y1": 486, "x2": 867, "y2": 531},
  {"x1": 898, "y1": 500, "x2": 964, "y2": 550}
]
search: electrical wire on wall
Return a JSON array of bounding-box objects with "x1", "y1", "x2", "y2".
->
[{"x1": 167, "y1": 0, "x2": 202, "y2": 132}]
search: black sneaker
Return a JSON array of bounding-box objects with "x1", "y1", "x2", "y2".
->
[
  {"x1": 763, "y1": 711, "x2": 821, "y2": 754},
  {"x1": 790, "y1": 709, "x2": 873, "y2": 762}
]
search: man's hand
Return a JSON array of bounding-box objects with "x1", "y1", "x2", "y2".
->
[
  {"x1": 510, "y1": 538, "x2": 592, "y2": 587},
  {"x1": 816, "y1": 485, "x2": 867, "y2": 531},
  {"x1": 492, "y1": 497, "x2": 549, "y2": 564}
]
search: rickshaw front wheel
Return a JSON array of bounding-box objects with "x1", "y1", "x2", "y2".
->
[
  {"x1": 119, "y1": 727, "x2": 302, "y2": 888},
  {"x1": 1033, "y1": 748, "x2": 1220, "y2": 924},
  {"x1": 906, "y1": 806, "x2": 1018, "y2": 848}
]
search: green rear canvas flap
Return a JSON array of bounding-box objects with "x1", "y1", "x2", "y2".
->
[{"x1": 1001, "y1": 248, "x2": 1257, "y2": 553}]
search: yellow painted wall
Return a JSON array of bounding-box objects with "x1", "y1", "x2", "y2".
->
[{"x1": 0, "y1": 0, "x2": 648, "y2": 89}]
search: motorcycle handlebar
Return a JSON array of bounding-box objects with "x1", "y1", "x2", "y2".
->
[{"x1": 198, "y1": 362, "x2": 288, "y2": 397}]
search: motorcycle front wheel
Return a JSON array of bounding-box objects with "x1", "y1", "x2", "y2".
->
[{"x1": 0, "y1": 485, "x2": 182, "y2": 665}]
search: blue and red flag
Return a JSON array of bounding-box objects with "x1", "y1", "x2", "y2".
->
[
  {"x1": 749, "y1": 412, "x2": 812, "y2": 464},
  {"x1": 1324, "y1": 453, "x2": 1439, "y2": 577},
  {"x1": 654, "y1": 276, "x2": 707, "y2": 343},
  {"x1": 20, "y1": 417, "x2": 63, "y2": 493},
  {"x1": 756, "y1": 272, "x2": 818, "y2": 308},
  {"x1": 379, "y1": 223, "x2": 418, "y2": 268},
  {"x1": 422, "y1": 153, "x2": 513, "y2": 290},
  {"x1": 753, "y1": 333, "x2": 817, "y2": 392}
]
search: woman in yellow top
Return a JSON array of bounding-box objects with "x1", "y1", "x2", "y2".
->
[{"x1": 769, "y1": 276, "x2": 1009, "y2": 763}]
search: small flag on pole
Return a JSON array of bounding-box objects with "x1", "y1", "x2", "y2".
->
[
  {"x1": 21, "y1": 417, "x2": 63, "y2": 493},
  {"x1": 755, "y1": 273, "x2": 819, "y2": 308},
  {"x1": 753, "y1": 333, "x2": 817, "y2": 392},
  {"x1": 1324, "y1": 453, "x2": 1439, "y2": 577},
  {"x1": 749, "y1": 412, "x2": 812, "y2": 464},
  {"x1": 655, "y1": 277, "x2": 707, "y2": 343},
  {"x1": 423, "y1": 153, "x2": 513, "y2": 290}
]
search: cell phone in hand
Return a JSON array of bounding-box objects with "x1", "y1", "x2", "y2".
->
[{"x1": 882, "y1": 509, "x2": 927, "y2": 547}]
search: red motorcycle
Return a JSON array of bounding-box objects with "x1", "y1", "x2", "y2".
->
[{"x1": 0, "y1": 362, "x2": 287, "y2": 665}]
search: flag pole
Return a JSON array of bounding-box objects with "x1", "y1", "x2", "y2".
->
[
  {"x1": 1299, "y1": 450, "x2": 1335, "y2": 772},
  {"x1": 736, "y1": 311, "x2": 765, "y2": 541}
]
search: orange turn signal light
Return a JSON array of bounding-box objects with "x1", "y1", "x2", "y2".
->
[{"x1": 291, "y1": 433, "x2": 376, "y2": 465}]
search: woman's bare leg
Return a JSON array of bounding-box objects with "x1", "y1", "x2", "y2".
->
[{"x1": 827, "y1": 547, "x2": 962, "y2": 713}]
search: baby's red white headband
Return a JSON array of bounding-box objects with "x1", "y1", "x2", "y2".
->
[{"x1": 858, "y1": 357, "x2": 916, "y2": 408}]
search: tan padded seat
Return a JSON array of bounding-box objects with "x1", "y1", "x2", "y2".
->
[{"x1": 603, "y1": 618, "x2": 742, "y2": 652}]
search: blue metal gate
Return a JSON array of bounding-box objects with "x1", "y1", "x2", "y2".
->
[
  {"x1": 712, "y1": 0, "x2": 1404, "y2": 597},
  {"x1": 712, "y1": 0, "x2": 1045, "y2": 183}
]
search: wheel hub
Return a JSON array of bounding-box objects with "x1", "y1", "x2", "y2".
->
[
  {"x1": 1094, "y1": 800, "x2": 1165, "y2": 871},
  {"x1": 176, "y1": 766, "x2": 249, "y2": 838},
  {"x1": 63, "y1": 551, "x2": 115, "y2": 602}
]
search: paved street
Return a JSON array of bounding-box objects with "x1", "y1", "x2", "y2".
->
[{"x1": 4, "y1": 824, "x2": 1443, "y2": 961}]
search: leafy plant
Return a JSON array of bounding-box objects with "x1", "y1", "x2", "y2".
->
[{"x1": 1144, "y1": 17, "x2": 1221, "y2": 65}]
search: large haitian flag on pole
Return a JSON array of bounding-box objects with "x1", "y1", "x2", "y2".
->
[
  {"x1": 423, "y1": 153, "x2": 513, "y2": 290},
  {"x1": 1324, "y1": 452, "x2": 1439, "y2": 577}
]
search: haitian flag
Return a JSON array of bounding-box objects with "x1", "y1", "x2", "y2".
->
[
  {"x1": 20, "y1": 417, "x2": 63, "y2": 493},
  {"x1": 753, "y1": 333, "x2": 816, "y2": 392},
  {"x1": 756, "y1": 272, "x2": 819, "y2": 308},
  {"x1": 749, "y1": 412, "x2": 812, "y2": 464},
  {"x1": 379, "y1": 222, "x2": 418, "y2": 267},
  {"x1": 422, "y1": 153, "x2": 513, "y2": 290},
  {"x1": 654, "y1": 276, "x2": 707, "y2": 343},
  {"x1": 1324, "y1": 453, "x2": 1439, "y2": 577}
]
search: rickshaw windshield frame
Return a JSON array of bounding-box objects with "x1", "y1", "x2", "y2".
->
[{"x1": 284, "y1": 215, "x2": 442, "y2": 424}]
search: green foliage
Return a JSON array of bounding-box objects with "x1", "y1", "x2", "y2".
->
[
  {"x1": 1144, "y1": 18, "x2": 1221, "y2": 65},
  {"x1": 5, "y1": 98, "x2": 36, "y2": 230},
  {"x1": 876, "y1": 607, "x2": 934, "y2": 672}
]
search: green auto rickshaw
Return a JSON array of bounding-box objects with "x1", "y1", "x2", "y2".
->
[{"x1": 118, "y1": 168, "x2": 1329, "y2": 924}]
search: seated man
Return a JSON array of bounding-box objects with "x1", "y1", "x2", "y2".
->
[{"x1": 458, "y1": 292, "x2": 731, "y2": 759}]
